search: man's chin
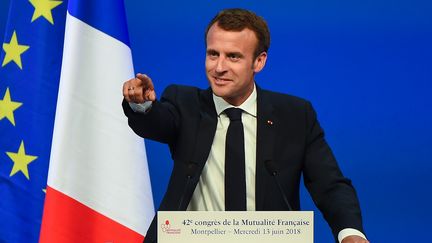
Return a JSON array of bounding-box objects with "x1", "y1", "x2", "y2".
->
[{"x1": 211, "y1": 87, "x2": 230, "y2": 98}]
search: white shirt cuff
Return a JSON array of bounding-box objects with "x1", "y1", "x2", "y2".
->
[
  {"x1": 338, "y1": 228, "x2": 367, "y2": 243},
  {"x1": 129, "y1": 101, "x2": 152, "y2": 113}
]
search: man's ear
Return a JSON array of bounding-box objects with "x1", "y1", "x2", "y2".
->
[{"x1": 253, "y1": 52, "x2": 268, "y2": 73}]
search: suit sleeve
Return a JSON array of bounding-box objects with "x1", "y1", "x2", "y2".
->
[
  {"x1": 122, "y1": 85, "x2": 180, "y2": 145},
  {"x1": 302, "y1": 101, "x2": 365, "y2": 239}
]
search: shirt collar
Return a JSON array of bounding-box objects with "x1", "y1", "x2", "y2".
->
[{"x1": 212, "y1": 83, "x2": 257, "y2": 117}]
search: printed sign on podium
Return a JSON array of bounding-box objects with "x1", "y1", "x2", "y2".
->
[{"x1": 158, "y1": 211, "x2": 313, "y2": 243}]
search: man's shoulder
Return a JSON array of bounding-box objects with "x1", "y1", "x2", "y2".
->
[
  {"x1": 258, "y1": 88, "x2": 315, "y2": 123},
  {"x1": 164, "y1": 84, "x2": 206, "y2": 93},
  {"x1": 161, "y1": 84, "x2": 212, "y2": 107},
  {"x1": 259, "y1": 88, "x2": 310, "y2": 107},
  {"x1": 162, "y1": 84, "x2": 210, "y2": 98}
]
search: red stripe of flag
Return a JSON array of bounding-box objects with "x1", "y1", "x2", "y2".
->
[{"x1": 40, "y1": 187, "x2": 145, "y2": 243}]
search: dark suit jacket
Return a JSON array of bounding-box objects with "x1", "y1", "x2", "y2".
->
[{"x1": 122, "y1": 84, "x2": 364, "y2": 243}]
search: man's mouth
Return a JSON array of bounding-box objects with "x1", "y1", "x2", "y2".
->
[{"x1": 214, "y1": 77, "x2": 232, "y2": 84}]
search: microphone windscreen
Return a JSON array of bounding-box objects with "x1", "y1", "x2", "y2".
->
[
  {"x1": 264, "y1": 160, "x2": 277, "y2": 176},
  {"x1": 186, "y1": 162, "x2": 198, "y2": 177}
]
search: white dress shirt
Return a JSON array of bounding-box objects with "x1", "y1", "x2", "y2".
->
[{"x1": 187, "y1": 84, "x2": 258, "y2": 211}]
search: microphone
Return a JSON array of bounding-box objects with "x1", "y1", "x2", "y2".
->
[
  {"x1": 177, "y1": 162, "x2": 198, "y2": 210},
  {"x1": 264, "y1": 160, "x2": 293, "y2": 211}
]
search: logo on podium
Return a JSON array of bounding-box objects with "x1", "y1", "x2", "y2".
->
[{"x1": 161, "y1": 219, "x2": 181, "y2": 234}]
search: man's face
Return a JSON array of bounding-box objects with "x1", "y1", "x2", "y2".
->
[{"x1": 205, "y1": 23, "x2": 267, "y2": 106}]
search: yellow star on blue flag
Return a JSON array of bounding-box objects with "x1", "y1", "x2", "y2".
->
[
  {"x1": 29, "y1": 0, "x2": 63, "y2": 25},
  {"x1": 0, "y1": 87, "x2": 23, "y2": 126},
  {"x1": 2, "y1": 31, "x2": 30, "y2": 69},
  {"x1": 6, "y1": 140, "x2": 38, "y2": 180}
]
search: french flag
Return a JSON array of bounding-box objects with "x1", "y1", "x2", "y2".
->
[{"x1": 40, "y1": 1, "x2": 154, "y2": 242}]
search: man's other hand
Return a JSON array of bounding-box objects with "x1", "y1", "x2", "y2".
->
[{"x1": 342, "y1": 235, "x2": 369, "y2": 243}]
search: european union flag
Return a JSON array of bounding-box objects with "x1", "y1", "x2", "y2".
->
[{"x1": 0, "y1": 0, "x2": 67, "y2": 242}]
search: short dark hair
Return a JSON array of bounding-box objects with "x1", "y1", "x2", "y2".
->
[{"x1": 205, "y1": 8, "x2": 271, "y2": 59}]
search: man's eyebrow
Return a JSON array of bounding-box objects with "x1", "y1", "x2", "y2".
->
[
  {"x1": 206, "y1": 49, "x2": 218, "y2": 54},
  {"x1": 206, "y1": 49, "x2": 244, "y2": 58}
]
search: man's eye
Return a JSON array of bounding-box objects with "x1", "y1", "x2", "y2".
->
[
  {"x1": 207, "y1": 51, "x2": 219, "y2": 58},
  {"x1": 228, "y1": 54, "x2": 240, "y2": 61}
]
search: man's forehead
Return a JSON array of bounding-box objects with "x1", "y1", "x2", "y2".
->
[
  {"x1": 208, "y1": 23, "x2": 256, "y2": 37},
  {"x1": 206, "y1": 25, "x2": 257, "y2": 45}
]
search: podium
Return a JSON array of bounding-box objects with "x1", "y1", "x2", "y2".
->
[{"x1": 158, "y1": 211, "x2": 313, "y2": 243}]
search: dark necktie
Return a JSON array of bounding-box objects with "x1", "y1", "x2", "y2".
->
[{"x1": 224, "y1": 107, "x2": 246, "y2": 211}]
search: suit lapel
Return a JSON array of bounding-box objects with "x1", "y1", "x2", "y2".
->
[
  {"x1": 192, "y1": 88, "x2": 217, "y2": 167},
  {"x1": 179, "y1": 88, "x2": 217, "y2": 210},
  {"x1": 255, "y1": 87, "x2": 276, "y2": 210}
]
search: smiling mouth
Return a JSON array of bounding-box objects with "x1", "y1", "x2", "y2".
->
[{"x1": 214, "y1": 77, "x2": 232, "y2": 84}]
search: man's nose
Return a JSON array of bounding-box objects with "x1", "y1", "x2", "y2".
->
[{"x1": 215, "y1": 57, "x2": 227, "y2": 73}]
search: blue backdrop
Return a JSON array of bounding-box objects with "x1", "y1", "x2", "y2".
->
[{"x1": 1, "y1": 0, "x2": 431, "y2": 242}]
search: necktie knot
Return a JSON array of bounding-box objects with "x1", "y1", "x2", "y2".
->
[{"x1": 224, "y1": 108, "x2": 243, "y2": 121}]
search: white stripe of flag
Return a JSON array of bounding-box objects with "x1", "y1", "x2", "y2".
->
[{"x1": 40, "y1": 9, "x2": 154, "y2": 242}]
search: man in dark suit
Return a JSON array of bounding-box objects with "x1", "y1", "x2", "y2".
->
[{"x1": 123, "y1": 8, "x2": 368, "y2": 243}]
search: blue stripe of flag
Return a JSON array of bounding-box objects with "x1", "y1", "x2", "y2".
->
[{"x1": 68, "y1": 0, "x2": 130, "y2": 46}]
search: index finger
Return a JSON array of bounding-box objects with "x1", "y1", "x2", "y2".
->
[{"x1": 136, "y1": 73, "x2": 154, "y2": 91}]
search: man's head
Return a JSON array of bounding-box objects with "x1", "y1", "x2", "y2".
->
[
  {"x1": 205, "y1": 9, "x2": 270, "y2": 106},
  {"x1": 205, "y1": 8, "x2": 270, "y2": 59}
]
